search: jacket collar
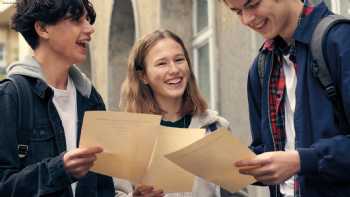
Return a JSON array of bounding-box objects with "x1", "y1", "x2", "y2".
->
[
  {"x1": 293, "y1": 2, "x2": 332, "y2": 45},
  {"x1": 32, "y1": 78, "x2": 51, "y2": 99},
  {"x1": 7, "y1": 56, "x2": 92, "y2": 99},
  {"x1": 189, "y1": 109, "x2": 229, "y2": 129}
]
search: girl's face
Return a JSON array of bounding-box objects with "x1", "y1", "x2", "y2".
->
[{"x1": 143, "y1": 38, "x2": 190, "y2": 104}]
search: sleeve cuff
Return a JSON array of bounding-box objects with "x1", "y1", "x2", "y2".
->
[
  {"x1": 297, "y1": 148, "x2": 319, "y2": 175},
  {"x1": 47, "y1": 152, "x2": 75, "y2": 186}
]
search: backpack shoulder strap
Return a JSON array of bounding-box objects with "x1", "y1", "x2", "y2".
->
[
  {"x1": 7, "y1": 75, "x2": 34, "y2": 163},
  {"x1": 311, "y1": 14, "x2": 350, "y2": 130},
  {"x1": 311, "y1": 14, "x2": 350, "y2": 96}
]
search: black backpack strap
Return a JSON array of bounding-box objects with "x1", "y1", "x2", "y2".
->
[
  {"x1": 7, "y1": 75, "x2": 34, "y2": 165},
  {"x1": 311, "y1": 14, "x2": 350, "y2": 130},
  {"x1": 310, "y1": 15, "x2": 349, "y2": 98}
]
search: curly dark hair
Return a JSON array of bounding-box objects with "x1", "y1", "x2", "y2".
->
[{"x1": 11, "y1": 0, "x2": 96, "y2": 49}]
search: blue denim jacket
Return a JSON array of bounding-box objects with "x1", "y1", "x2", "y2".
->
[
  {"x1": 247, "y1": 2, "x2": 350, "y2": 197},
  {"x1": 0, "y1": 76, "x2": 114, "y2": 197}
]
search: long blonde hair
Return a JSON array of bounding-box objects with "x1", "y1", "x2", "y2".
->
[{"x1": 120, "y1": 29, "x2": 207, "y2": 116}]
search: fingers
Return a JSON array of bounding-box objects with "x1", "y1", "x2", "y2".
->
[
  {"x1": 69, "y1": 146, "x2": 103, "y2": 159},
  {"x1": 235, "y1": 151, "x2": 300, "y2": 185},
  {"x1": 133, "y1": 185, "x2": 164, "y2": 197},
  {"x1": 235, "y1": 156, "x2": 272, "y2": 168},
  {"x1": 239, "y1": 163, "x2": 274, "y2": 177},
  {"x1": 63, "y1": 146, "x2": 103, "y2": 178},
  {"x1": 134, "y1": 185, "x2": 154, "y2": 195},
  {"x1": 143, "y1": 189, "x2": 164, "y2": 197}
]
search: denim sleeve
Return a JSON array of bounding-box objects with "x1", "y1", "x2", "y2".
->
[
  {"x1": 297, "y1": 23, "x2": 350, "y2": 183},
  {"x1": 0, "y1": 82, "x2": 73, "y2": 196}
]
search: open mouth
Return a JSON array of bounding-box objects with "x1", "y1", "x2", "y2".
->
[
  {"x1": 76, "y1": 40, "x2": 88, "y2": 49},
  {"x1": 165, "y1": 77, "x2": 183, "y2": 85},
  {"x1": 254, "y1": 19, "x2": 267, "y2": 30}
]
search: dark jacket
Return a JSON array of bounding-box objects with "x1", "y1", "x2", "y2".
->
[
  {"x1": 0, "y1": 56, "x2": 115, "y2": 197},
  {"x1": 247, "y1": 2, "x2": 350, "y2": 197}
]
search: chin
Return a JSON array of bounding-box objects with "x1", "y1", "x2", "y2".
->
[
  {"x1": 74, "y1": 57, "x2": 87, "y2": 65},
  {"x1": 262, "y1": 30, "x2": 279, "y2": 40},
  {"x1": 167, "y1": 91, "x2": 186, "y2": 99}
]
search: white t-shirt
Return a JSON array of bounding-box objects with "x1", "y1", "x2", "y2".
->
[
  {"x1": 280, "y1": 55, "x2": 297, "y2": 197},
  {"x1": 51, "y1": 77, "x2": 78, "y2": 196}
]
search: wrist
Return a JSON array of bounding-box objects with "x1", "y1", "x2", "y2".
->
[{"x1": 291, "y1": 150, "x2": 301, "y2": 173}]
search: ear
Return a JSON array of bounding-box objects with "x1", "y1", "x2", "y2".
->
[
  {"x1": 34, "y1": 21, "x2": 49, "y2": 39},
  {"x1": 137, "y1": 71, "x2": 148, "y2": 85}
]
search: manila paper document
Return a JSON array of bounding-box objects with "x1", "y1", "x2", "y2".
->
[
  {"x1": 165, "y1": 128, "x2": 256, "y2": 193},
  {"x1": 79, "y1": 111, "x2": 205, "y2": 192}
]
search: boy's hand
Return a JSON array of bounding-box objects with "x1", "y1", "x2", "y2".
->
[
  {"x1": 235, "y1": 150, "x2": 300, "y2": 185},
  {"x1": 63, "y1": 146, "x2": 103, "y2": 178}
]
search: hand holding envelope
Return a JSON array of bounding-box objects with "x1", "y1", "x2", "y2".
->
[{"x1": 165, "y1": 128, "x2": 257, "y2": 193}]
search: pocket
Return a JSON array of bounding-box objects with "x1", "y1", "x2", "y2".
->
[{"x1": 26, "y1": 120, "x2": 56, "y2": 164}]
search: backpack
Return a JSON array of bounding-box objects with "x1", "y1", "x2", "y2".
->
[
  {"x1": 257, "y1": 14, "x2": 350, "y2": 130},
  {"x1": 1, "y1": 74, "x2": 34, "y2": 167}
]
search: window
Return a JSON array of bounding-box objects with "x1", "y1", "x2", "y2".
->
[
  {"x1": 195, "y1": 0, "x2": 208, "y2": 33},
  {"x1": 197, "y1": 43, "x2": 210, "y2": 101},
  {"x1": 192, "y1": 0, "x2": 217, "y2": 109}
]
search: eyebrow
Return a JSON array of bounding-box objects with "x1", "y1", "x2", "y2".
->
[
  {"x1": 154, "y1": 57, "x2": 167, "y2": 63},
  {"x1": 230, "y1": 0, "x2": 252, "y2": 12}
]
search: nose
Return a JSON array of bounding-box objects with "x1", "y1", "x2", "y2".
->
[
  {"x1": 84, "y1": 20, "x2": 95, "y2": 35},
  {"x1": 168, "y1": 61, "x2": 180, "y2": 74},
  {"x1": 241, "y1": 10, "x2": 255, "y2": 26}
]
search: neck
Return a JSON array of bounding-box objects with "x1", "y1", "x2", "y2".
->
[
  {"x1": 280, "y1": 0, "x2": 304, "y2": 43},
  {"x1": 156, "y1": 96, "x2": 183, "y2": 122},
  {"x1": 34, "y1": 45, "x2": 71, "y2": 90}
]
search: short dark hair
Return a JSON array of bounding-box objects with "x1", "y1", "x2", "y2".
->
[{"x1": 11, "y1": 0, "x2": 96, "y2": 49}]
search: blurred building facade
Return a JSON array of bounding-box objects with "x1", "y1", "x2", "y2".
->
[{"x1": 1, "y1": 0, "x2": 350, "y2": 196}]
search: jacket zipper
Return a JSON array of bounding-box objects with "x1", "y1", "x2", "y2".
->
[{"x1": 266, "y1": 53, "x2": 279, "y2": 197}]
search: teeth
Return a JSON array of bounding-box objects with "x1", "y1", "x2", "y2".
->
[
  {"x1": 77, "y1": 42, "x2": 87, "y2": 48},
  {"x1": 255, "y1": 19, "x2": 266, "y2": 29},
  {"x1": 166, "y1": 78, "x2": 181, "y2": 84}
]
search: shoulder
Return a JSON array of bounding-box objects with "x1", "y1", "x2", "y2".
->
[
  {"x1": 248, "y1": 55, "x2": 259, "y2": 77},
  {"x1": 87, "y1": 85, "x2": 106, "y2": 110},
  {"x1": 192, "y1": 109, "x2": 230, "y2": 129},
  {"x1": 0, "y1": 78, "x2": 18, "y2": 100},
  {"x1": 248, "y1": 53, "x2": 263, "y2": 90},
  {"x1": 325, "y1": 20, "x2": 350, "y2": 54},
  {"x1": 0, "y1": 79, "x2": 19, "y2": 116}
]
